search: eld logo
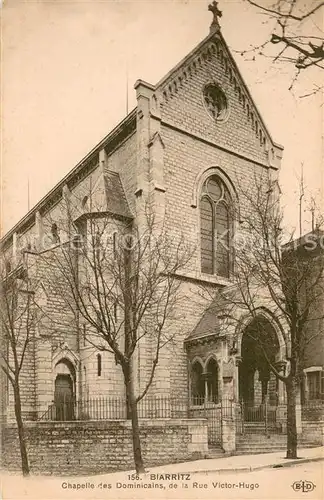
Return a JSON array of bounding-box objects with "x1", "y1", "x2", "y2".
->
[{"x1": 292, "y1": 480, "x2": 316, "y2": 493}]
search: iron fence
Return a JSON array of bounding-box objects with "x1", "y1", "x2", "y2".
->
[
  {"x1": 235, "y1": 400, "x2": 284, "y2": 435},
  {"x1": 301, "y1": 399, "x2": 324, "y2": 421},
  {"x1": 38, "y1": 396, "x2": 235, "y2": 422}
]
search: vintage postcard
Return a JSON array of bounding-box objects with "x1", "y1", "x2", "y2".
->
[{"x1": 0, "y1": 0, "x2": 323, "y2": 499}]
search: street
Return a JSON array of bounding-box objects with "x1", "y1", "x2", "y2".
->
[{"x1": 1, "y1": 460, "x2": 323, "y2": 500}]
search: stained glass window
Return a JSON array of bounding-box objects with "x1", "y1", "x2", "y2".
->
[{"x1": 200, "y1": 175, "x2": 232, "y2": 278}]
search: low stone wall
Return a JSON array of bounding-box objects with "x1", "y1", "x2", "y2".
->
[
  {"x1": 301, "y1": 420, "x2": 324, "y2": 445},
  {"x1": 302, "y1": 404, "x2": 324, "y2": 422},
  {"x1": 2, "y1": 418, "x2": 208, "y2": 475}
]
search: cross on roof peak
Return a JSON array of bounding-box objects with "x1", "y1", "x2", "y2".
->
[{"x1": 208, "y1": 1, "x2": 222, "y2": 33}]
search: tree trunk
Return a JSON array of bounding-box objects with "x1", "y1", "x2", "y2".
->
[
  {"x1": 122, "y1": 242, "x2": 145, "y2": 473},
  {"x1": 285, "y1": 378, "x2": 298, "y2": 459},
  {"x1": 124, "y1": 365, "x2": 145, "y2": 474},
  {"x1": 125, "y1": 384, "x2": 132, "y2": 420},
  {"x1": 13, "y1": 383, "x2": 30, "y2": 476},
  {"x1": 129, "y1": 396, "x2": 145, "y2": 474}
]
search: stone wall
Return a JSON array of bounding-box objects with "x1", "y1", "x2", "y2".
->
[
  {"x1": 2, "y1": 418, "x2": 208, "y2": 475},
  {"x1": 302, "y1": 404, "x2": 324, "y2": 421},
  {"x1": 301, "y1": 420, "x2": 324, "y2": 445}
]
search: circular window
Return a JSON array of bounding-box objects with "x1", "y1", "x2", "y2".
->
[
  {"x1": 204, "y1": 175, "x2": 231, "y2": 204},
  {"x1": 206, "y1": 177, "x2": 222, "y2": 202},
  {"x1": 203, "y1": 83, "x2": 228, "y2": 121}
]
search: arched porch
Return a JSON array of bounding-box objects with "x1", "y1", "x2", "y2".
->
[{"x1": 235, "y1": 311, "x2": 288, "y2": 433}]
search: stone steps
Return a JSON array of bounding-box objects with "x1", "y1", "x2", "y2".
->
[
  {"x1": 206, "y1": 446, "x2": 226, "y2": 459},
  {"x1": 237, "y1": 434, "x2": 286, "y2": 441},
  {"x1": 237, "y1": 437, "x2": 318, "y2": 444},
  {"x1": 235, "y1": 448, "x2": 286, "y2": 455},
  {"x1": 240, "y1": 424, "x2": 281, "y2": 430},
  {"x1": 237, "y1": 435, "x2": 319, "y2": 443},
  {"x1": 206, "y1": 436, "x2": 319, "y2": 457},
  {"x1": 235, "y1": 444, "x2": 318, "y2": 455},
  {"x1": 236, "y1": 433, "x2": 319, "y2": 454}
]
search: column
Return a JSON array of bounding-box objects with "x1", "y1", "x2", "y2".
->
[
  {"x1": 275, "y1": 360, "x2": 287, "y2": 432},
  {"x1": 233, "y1": 356, "x2": 243, "y2": 436},
  {"x1": 35, "y1": 211, "x2": 44, "y2": 251},
  {"x1": 35, "y1": 338, "x2": 53, "y2": 419},
  {"x1": 234, "y1": 356, "x2": 242, "y2": 402},
  {"x1": 134, "y1": 79, "x2": 154, "y2": 226},
  {"x1": 99, "y1": 148, "x2": 108, "y2": 171},
  {"x1": 12, "y1": 232, "x2": 18, "y2": 265},
  {"x1": 296, "y1": 385, "x2": 302, "y2": 435},
  {"x1": 62, "y1": 184, "x2": 71, "y2": 239},
  {"x1": 221, "y1": 359, "x2": 236, "y2": 452}
]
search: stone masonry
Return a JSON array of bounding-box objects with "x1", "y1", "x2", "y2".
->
[
  {"x1": 3, "y1": 419, "x2": 208, "y2": 475},
  {"x1": 2, "y1": 6, "x2": 308, "y2": 468}
]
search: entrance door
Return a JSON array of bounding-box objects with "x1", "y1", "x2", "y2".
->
[
  {"x1": 54, "y1": 374, "x2": 74, "y2": 420},
  {"x1": 238, "y1": 317, "x2": 282, "y2": 433}
]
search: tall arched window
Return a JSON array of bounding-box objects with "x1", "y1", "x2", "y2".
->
[{"x1": 200, "y1": 175, "x2": 233, "y2": 278}]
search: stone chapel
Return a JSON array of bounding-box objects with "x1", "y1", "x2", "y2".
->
[{"x1": 2, "y1": 2, "x2": 296, "y2": 454}]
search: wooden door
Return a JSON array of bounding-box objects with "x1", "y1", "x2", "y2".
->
[{"x1": 54, "y1": 374, "x2": 74, "y2": 420}]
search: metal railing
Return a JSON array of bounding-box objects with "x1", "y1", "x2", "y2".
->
[
  {"x1": 301, "y1": 399, "x2": 324, "y2": 421},
  {"x1": 235, "y1": 400, "x2": 281, "y2": 434},
  {"x1": 38, "y1": 396, "x2": 235, "y2": 422}
]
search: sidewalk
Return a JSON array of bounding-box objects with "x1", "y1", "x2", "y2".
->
[
  {"x1": 88, "y1": 446, "x2": 323, "y2": 481},
  {"x1": 1, "y1": 446, "x2": 322, "y2": 482},
  {"x1": 146, "y1": 446, "x2": 324, "y2": 475},
  {"x1": 1, "y1": 447, "x2": 322, "y2": 500}
]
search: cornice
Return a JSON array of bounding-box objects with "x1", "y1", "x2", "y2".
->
[
  {"x1": 185, "y1": 332, "x2": 226, "y2": 347},
  {"x1": 161, "y1": 119, "x2": 276, "y2": 170},
  {"x1": 1, "y1": 109, "x2": 137, "y2": 247}
]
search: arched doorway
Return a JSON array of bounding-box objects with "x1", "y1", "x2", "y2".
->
[
  {"x1": 239, "y1": 316, "x2": 280, "y2": 419},
  {"x1": 54, "y1": 359, "x2": 76, "y2": 420}
]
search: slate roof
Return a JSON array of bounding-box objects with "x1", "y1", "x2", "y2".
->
[
  {"x1": 104, "y1": 172, "x2": 133, "y2": 219},
  {"x1": 186, "y1": 307, "x2": 220, "y2": 341},
  {"x1": 1, "y1": 110, "x2": 136, "y2": 245}
]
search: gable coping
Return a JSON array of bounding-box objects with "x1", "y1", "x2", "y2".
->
[{"x1": 154, "y1": 30, "x2": 283, "y2": 156}]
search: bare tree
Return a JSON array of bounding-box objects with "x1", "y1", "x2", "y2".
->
[
  {"x1": 203, "y1": 175, "x2": 324, "y2": 458},
  {"x1": 0, "y1": 251, "x2": 37, "y2": 476},
  {"x1": 241, "y1": 0, "x2": 324, "y2": 93},
  {"x1": 39, "y1": 192, "x2": 193, "y2": 474}
]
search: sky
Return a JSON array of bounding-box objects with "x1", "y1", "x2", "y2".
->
[{"x1": 2, "y1": 0, "x2": 323, "y2": 236}]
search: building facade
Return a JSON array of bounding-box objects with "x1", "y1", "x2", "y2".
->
[
  {"x1": 1, "y1": 5, "x2": 294, "y2": 449},
  {"x1": 283, "y1": 230, "x2": 324, "y2": 404}
]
